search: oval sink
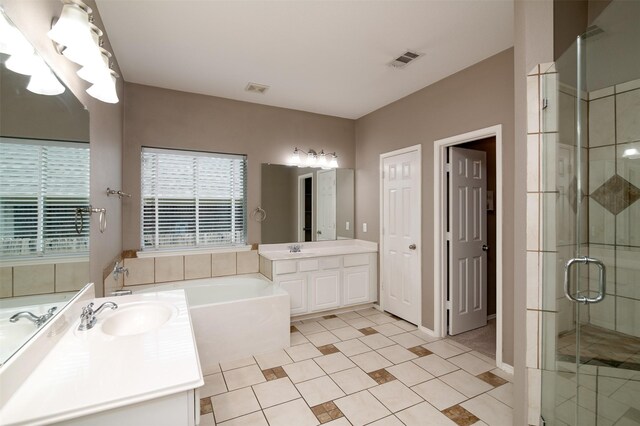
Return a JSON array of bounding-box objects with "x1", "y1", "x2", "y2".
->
[{"x1": 101, "y1": 302, "x2": 174, "y2": 337}]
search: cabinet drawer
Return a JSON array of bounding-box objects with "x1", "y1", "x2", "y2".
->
[
  {"x1": 299, "y1": 259, "x2": 319, "y2": 272},
  {"x1": 320, "y1": 257, "x2": 341, "y2": 270},
  {"x1": 274, "y1": 260, "x2": 297, "y2": 275},
  {"x1": 343, "y1": 254, "x2": 370, "y2": 267}
]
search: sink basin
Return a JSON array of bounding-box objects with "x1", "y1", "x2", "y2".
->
[{"x1": 101, "y1": 302, "x2": 174, "y2": 337}]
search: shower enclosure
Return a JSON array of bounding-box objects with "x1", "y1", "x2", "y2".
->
[{"x1": 539, "y1": 1, "x2": 640, "y2": 425}]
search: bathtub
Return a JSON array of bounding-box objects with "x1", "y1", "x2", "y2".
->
[{"x1": 129, "y1": 274, "x2": 290, "y2": 375}]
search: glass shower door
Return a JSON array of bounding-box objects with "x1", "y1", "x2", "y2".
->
[{"x1": 540, "y1": 1, "x2": 640, "y2": 425}]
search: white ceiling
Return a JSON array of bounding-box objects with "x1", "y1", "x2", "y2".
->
[{"x1": 96, "y1": 1, "x2": 514, "y2": 119}]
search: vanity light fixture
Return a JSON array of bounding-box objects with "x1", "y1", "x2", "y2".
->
[
  {"x1": 27, "y1": 66, "x2": 65, "y2": 96},
  {"x1": 48, "y1": 0, "x2": 119, "y2": 104},
  {"x1": 288, "y1": 148, "x2": 338, "y2": 169},
  {"x1": 622, "y1": 147, "x2": 640, "y2": 159}
]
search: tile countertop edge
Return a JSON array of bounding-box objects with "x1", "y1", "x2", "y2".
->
[{"x1": 0, "y1": 290, "x2": 204, "y2": 426}]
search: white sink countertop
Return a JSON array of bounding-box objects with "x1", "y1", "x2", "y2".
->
[
  {"x1": 259, "y1": 239, "x2": 377, "y2": 261},
  {"x1": 0, "y1": 290, "x2": 203, "y2": 426}
]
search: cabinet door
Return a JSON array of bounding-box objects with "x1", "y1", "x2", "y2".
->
[
  {"x1": 343, "y1": 266, "x2": 371, "y2": 305},
  {"x1": 310, "y1": 271, "x2": 340, "y2": 311},
  {"x1": 278, "y1": 275, "x2": 308, "y2": 315}
]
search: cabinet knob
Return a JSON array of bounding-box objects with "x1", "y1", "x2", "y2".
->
[{"x1": 409, "y1": 244, "x2": 416, "y2": 250}]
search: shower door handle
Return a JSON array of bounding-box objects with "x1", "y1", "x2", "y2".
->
[{"x1": 563, "y1": 256, "x2": 606, "y2": 304}]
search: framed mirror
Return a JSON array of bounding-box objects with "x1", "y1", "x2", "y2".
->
[
  {"x1": 0, "y1": 9, "x2": 90, "y2": 366},
  {"x1": 260, "y1": 164, "x2": 354, "y2": 244}
]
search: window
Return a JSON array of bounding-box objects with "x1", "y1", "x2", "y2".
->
[
  {"x1": 0, "y1": 138, "x2": 90, "y2": 259},
  {"x1": 141, "y1": 147, "x2": 247, "y2": 251}
]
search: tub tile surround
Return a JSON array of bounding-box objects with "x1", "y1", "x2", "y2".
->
[
  {"x1": 108, "y1": 248, "x2": 260, "y2": 289},
  {"x1": 0, "y1": 260, "x2": 89, "y2": 298},
  {"x1": 199, "y1": 308, "x2": 513, "y2": 426}
]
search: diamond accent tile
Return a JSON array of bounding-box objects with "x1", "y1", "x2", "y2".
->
[{"x1": 591, "y1": 174, "x2": 640, "y2": 215}]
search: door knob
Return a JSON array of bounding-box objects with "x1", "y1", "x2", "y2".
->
[
  {"x1": 409, "y1": 244, "x2": 416, "y2": 250},
  {"x1": 482, "y1": 245, "x2": 489, "y2": 252}
]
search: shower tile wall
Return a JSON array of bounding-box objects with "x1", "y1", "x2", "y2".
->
[{"x1": 587, "y1": 79, "x2": 640, "y2": 337}]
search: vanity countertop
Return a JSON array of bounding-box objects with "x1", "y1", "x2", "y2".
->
[
  {"x1": 259, "y1": 239, "x2": 378, "y2": 261},
  {"x1": 0, "y1": 290, "x2": 203, "y2": 426}
]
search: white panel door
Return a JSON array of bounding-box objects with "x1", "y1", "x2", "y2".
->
[
  {"x1": 279, "y1": 275, "x2": 308, "y2": 315},
  {"x1": 343, "y1": 266, "x2": 370, "y2": 305},
  {"x1": 448, "y1": 147, "x2": 487, "y2": 335},
  {"x1": 382, "y1": 149, "x2": 420, "y2": 324},
  {"x1": 310, "y1": 271, "x2": 340, "y2": 311},
  {"x1": 317, "y1": 169, "x2": 336, "y2": 240}
]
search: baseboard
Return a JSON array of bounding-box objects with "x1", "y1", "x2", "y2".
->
[
  {"x1": 418, "y1": 325, "x2": 440, "y2": 338},
  {"x1": 498, "y1": 362, "x2": 514, "y2": 375}
]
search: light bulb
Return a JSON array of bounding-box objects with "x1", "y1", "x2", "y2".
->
[
  {"x1": 5, "y1": 51, "x2": 42, "y2": 75},
  {"x1": 623, "y1": 148, "x2": 640, "y2": 159},
  {"x1": 27, "y1": 67, "x2": 65, "y2": 96},
  {"x1": 306, "y1": 151, "x2": 317, "y2": 167},
  {"x1": 77, "y1": 50, "x2": 111, "y2": 83},
  {"x1": 47, "y1": 4, "x2": 93, "y2": 48},
  {"x1": 62, "y1": 26, "x2": 102, "y2": 66},
  {"x1": 329, "y1": 154, "x2": 338, "y2": 169},
  {"x1": 317, "y1": 150, "x2": 327, "y2": 168},
  {"x1": 289, "y1": 148, "x2": 301, "y2": 166},
  {"x1": 87, "y1": 71, "x2": 118, "y2": 104}
]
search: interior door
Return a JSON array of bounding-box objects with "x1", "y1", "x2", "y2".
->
[
  {"x1": 382, "y1": 149, "x2": 420, "y2": 324},
  {"x1": 448, "y1": 147, "x2": 487, "y2": 335},
  {"x1": 316, "y1": 169, "x2": 336, "y2": 240}
]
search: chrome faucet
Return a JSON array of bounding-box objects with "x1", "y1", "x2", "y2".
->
[
  {"x1": 288, "y1": 244, "x2": 302, "y2": 253},
  {"x1": 113, "y1": 261, "x2": 129, "y2": 281},
  {"x1": 10, "y1": 307, "x2": 58, "y2": 327},
  {"x1": 78, "y1": 302, "x2": 118, "y2": 331}
]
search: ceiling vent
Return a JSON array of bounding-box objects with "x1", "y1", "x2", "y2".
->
[
  {"x1": 389, "y1": 50, "x2": 424, "y2": 69},
  {"x1": 245, "y1": 82, "x2": 270, "y2": 94}
]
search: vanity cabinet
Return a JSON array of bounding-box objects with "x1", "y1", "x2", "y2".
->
[
  {"x1": 267, "y1": 252, "x2": 377, "y2": 316},
  {"x1": 279, "y1": 274, "x2": 308, "y2": 315}
]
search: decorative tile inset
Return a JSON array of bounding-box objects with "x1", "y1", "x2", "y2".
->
[
  {"x1": 311, "y1": 401, "x2": 344, "y2": 424},
  {"x1": 359, "y1": 327, "x2": 379, "y2": 335},
  {"x1": 200, "y1": 397, "x2": 212, "y2": 415},
  {"x1": 476, "y1": 371, "x2": 508, "y2": 387},
  {"x1": 317, "y1": 344, "x2": 340, "y2": 355},
  {"x1": 591, "y1": 174, "x2": 640, "y2": 215},
  {"x1": 408, "y1": 346, "x2": 433, "y2": 357},
  {"x1": 262, "y1": 366, "x2": 288, "y2": 381},
  {"x1": 441, "y1": 404, "x2": 480, "y2": 426},
  {"x1": 291, "y1": 325, "x2": 299, "y2": 333},
  {"x1": 368, "y1": 368, "x2": 396, "y2": 385},
  {"x1": 323, "y1": 314, "x2": 338, "y2": 319}
]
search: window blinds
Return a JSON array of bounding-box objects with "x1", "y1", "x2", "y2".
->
[
  {"x1": 141, "y1": 147, "x2": 247, "y2": 251},
  {"x1": 0, "y1": 138, "x2": 90, "y2": 259}
]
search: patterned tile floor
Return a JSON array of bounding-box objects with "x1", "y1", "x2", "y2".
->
[{"x1": 199, "y1": 307, "x2": 513, "y2": 426}]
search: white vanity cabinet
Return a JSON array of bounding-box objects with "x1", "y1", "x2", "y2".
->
[{"x1": 268, "y1": 252, "x2": 377, "y2": 316}]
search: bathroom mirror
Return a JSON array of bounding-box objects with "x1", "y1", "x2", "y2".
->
[
  {"x1": 0, "y1": 11, "x2": 90, "y2": 366},
  {"x1": 260, "y1": 164, "x2": 354, "y2": 244}
]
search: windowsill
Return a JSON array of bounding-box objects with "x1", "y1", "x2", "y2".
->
[
  {"x1": 0, "y1": 255, "x2": 89, "y2": 268},
  {"x1": 136, "y1": 245, "x2": 253, "y2": 258}
]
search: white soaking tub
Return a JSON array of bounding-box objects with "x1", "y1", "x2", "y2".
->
[{"x1": 131, "y1": 274, "x2": 289, "y2": 375}]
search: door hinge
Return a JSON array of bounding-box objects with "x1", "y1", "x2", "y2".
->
[
  {"x1": 446, "y1": 300, "x2": 452, "y2": 310},
  {"x1": 445, "y1": 163, "x2": 452, "y2": 173},
  {"x1": 542, "y1": 98, "x2": 549, "y2": 110},
  {"x1": 446, "y1": 231, "x2": 452, "y2": 241}
]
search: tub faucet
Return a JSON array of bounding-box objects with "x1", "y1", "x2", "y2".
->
[
  {"x1": 78, "y1": 302, "x2": 118, "y2": 331},
  {"x1": 288, "y1": 244, "x2": 302, "y2": 253},
  {"x1": 113, "y1": 261, "x2": 129, "y2": 281},
  {"x1": 10, "y1": 306, "x2": 58, "y2": 327}
]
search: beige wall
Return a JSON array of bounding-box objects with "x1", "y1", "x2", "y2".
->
[
  {"x1": 2, "y1": 0, "x2": 124, "y2": 296},
  {"x1": 354, "y1": 48, "x2": 515, "y2": 363},
  {"x1": 122, "y1": 83, "x2": 355, "y2": 250}
]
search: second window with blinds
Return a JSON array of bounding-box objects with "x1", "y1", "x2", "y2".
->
[{"x1": 141, "y1": 147, "x2": 247, "y2": 251}]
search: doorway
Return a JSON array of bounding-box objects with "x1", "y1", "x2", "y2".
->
[
  {"x1": 380, "y1": 145, "x2": 421, "y2": 325},
  {"x1": 434, "y1": 125, "x2": 506, "y2": 370},
  {"x1": 297, "y1": 173, "x2": 313, "y2": 242}
]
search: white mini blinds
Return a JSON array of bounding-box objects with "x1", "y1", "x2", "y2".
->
[
  {"x1": 0, "y1": 138, "x2": 90, "y2": 259},
  {"x1": 141, "y1": 147, "x2": 247, "y2": 251}
]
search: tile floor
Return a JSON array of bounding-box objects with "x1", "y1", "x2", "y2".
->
[{"x1": 198, "y1": 308, "x2": 513, "y2": 425}]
